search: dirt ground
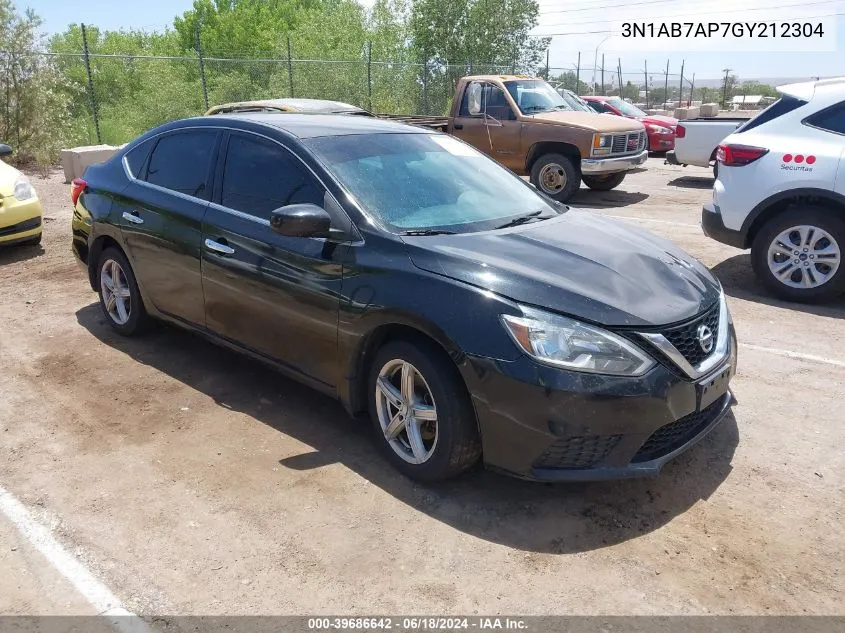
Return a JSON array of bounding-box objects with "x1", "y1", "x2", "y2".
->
[{"x1": 0, "y1": 158, "x2": 843, "y2": 616}]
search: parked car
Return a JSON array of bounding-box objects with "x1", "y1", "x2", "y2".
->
[
  {"x1": 206, "y1": 98, "x2": 371, "y2": 116},
  {"x1": 702, "y1": 77, "x2": 845, "y2": 302},
  {"x1": 666, "y1": 118, "x2": 747, "y2": 176},
  {"x1": 0, "y1": 144, "x2": 42, "y2": 247},
  {"x1": 71, "y1": 113, "x2": 735, "y2": 482},
  {"x1": 581, "y1": 95, "x2": 678, "y2": 152}
]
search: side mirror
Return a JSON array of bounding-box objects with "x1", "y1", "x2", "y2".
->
[
  {"x1": 0, "y1": 144, "x2": 12, "y2": 157},
  {"x1": 270, "y1": 203, "x2": 332, "y2": 238}
]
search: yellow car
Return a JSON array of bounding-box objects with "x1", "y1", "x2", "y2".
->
[{"x1": 0, "y1": 144, "x2": 42, "y2": 246}]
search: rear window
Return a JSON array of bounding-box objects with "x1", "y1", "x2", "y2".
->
[
  {"x1": 124, "y1": 138, "x2": 153, "y2": 177},
  {"x1": 735, "y1": 95, "x2": 807, "y2": 133},
  {"x1": 805, "y1": 102, "x2": 845, "y2": 135},
  {"x1": 144, "y1": 131, "x2": 218, "y2": 200}
]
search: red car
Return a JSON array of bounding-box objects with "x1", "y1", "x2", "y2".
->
[{"x1": 581, "y1": 96, "x2": 678, "y2": 152}]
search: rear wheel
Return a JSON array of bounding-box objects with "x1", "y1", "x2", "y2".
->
[
  {"x1": 530, "y1": 153, "x2": 580, "y2": 202},
  {"x1": 751, "y1": 206, "x2": 845, "y2": 302},
  {"x1": 582, "y1": 172, "x2": 626, "y2": 191},
  {"x1": 368, "y1": 339, "x2": 481, "y2": 482},
  {"x1": 96, "y1": 247, "x2": 148, "y2": 335}
]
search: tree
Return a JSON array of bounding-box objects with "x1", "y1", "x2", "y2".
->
[{"x1": 549, "y1": 70, "x2": 589, "y2": 95}]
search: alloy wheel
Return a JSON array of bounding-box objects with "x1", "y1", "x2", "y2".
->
[
  {"x1": 100, "y1": 259, "x2": 132, "y2": 325},
  {"x1": 767, "y1": 225, "x2": 841, "y2": 289},
  {"x1": 374, "y1": 359, "x2": 438, "y2": 464}
]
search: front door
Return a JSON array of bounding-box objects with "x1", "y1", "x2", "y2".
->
[
  {"x1": 481, "y1": 83, "x2": 523, "y2": 172},
  {"x1": 452, "y1": 80, "x2": 495, "y2": 157},
  {"x1": 116, "y1": 129, "x2": 220, "y2": 326},
  {"x1": 201, "y1": 131, "x2": 345, "y2": 387}
]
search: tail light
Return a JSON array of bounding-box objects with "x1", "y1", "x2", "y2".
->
[
  {"x1": 675, "y1": 124, "x2": 686, "y2": 138},
  {"x1": 717, "y1": 144, "x2": 769, "y2": 166},
  {"x1": 71, "y1": 178, "x2": 87, "y2": 207}
]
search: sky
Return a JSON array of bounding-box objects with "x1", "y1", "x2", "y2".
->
[{"x1": 17, "y1": 0, "x2": 845, "y2": 83}]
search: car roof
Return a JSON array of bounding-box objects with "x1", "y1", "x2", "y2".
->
[
  {"x1": 778, "y1": 77, "x2": 845, "y2": 102},
  {"x1": 205, "y1": 112, "x2": 433, "y2": 139},
  {"x1": 206, "y1": 98, "x2": 367, "y2": 116}
]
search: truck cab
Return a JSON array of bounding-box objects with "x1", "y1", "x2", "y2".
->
[{"x1": 447, "y1": 76, "x2": 648, "y2": 202}]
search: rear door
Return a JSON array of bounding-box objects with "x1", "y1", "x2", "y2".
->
[
  {"x1": 201, "y1": 131, "x2": 345, "y2": 387},
  {"x1": 804, "y1": 101, "x2": 845, "y2": 195},
  {"x1": 116, "y1": 128, "x2": 220, "y2": 326}
]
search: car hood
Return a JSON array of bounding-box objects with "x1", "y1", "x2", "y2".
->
[
  {"x1": 403, "y1": 210, "x2": 720, "y2": 327},
  {"x1": 524, "y1": 111, "x2": 644, "y2": 133},
  {"x1": 641, "y1": 115, "x2": 678, "y2": 128},
  {"x1": 0, "y1": 160, "x2": 22, "y2": 196}
]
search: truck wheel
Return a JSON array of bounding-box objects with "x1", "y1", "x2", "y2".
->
[
  {"x1": 530, "y1": 154, "x2": 580, "y2": 202},
  {"x1": 582, "y1": 172, "x2": 626, "y2": 191},
  {"x1": 751, "y1": 206, "x2": 845, "y2": 303}
]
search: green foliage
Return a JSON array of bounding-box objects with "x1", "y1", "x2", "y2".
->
[{"x1": 549, "y1": 71, "x2": 589, "y2": 95}]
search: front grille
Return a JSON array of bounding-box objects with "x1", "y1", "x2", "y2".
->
[
  {"x1": 659, "y1": 302, "x2": 720, "y2": 366},
  {"x1": 632, "y1": 395, "x2": 727, "y2": 463},
  {"x1": 609, "y1": 131, "x2": 645, "y2": 156},
  {"x1": 533, "y1": 435, "x2": 621, "y2": 469},
  {"x1": 0, "y1": 216, "x2": 41, "y2": 237}
]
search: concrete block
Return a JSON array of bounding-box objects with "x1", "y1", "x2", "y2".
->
[
  {"x1": 60, "y1": 145, "x2": 119, "y2": 183},
  {"x1": 700, "y1": 103, "x2": 720, "y2": 117},
  {"x1": 645, "y1": 109, "x2": 670, "y2": 117},
  {"x1": 673, "y1": 106, "x2": 700, "y2": 120}
]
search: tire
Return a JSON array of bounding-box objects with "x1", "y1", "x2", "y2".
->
[
  {"x1": 582, "y1": 172, "x2": 626, "y2": 191},
  {"x1": 96, "y1": 247, "x2": 148, "y2": 335},
  {"x1": 367, "y1": 339, "x2": 481, "y2": 482},
  {"x1": 530, "y1": 153, "x2": 580, "y2": 202},
  {"x1": 750, "y1": 205, "x2": 845, "y2": 303}
]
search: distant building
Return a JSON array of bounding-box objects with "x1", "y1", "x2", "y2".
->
[{"x1": 731, "y1": 95, "x2": 776, "y2": 110}]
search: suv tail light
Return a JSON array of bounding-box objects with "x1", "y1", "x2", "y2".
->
[
  {"x1": 716, "y1": 144, "x2": 769, "y2": 166},
  {"x1": 70, "y1": 178, "x2": 87, "y2": 207},
  {"x1": 675, "y1": 124, "x2": 685, "y2": 138}
]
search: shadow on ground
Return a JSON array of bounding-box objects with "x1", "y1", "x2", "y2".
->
[
  {"x1": 712, "y1": 253, "x2": 845, "y2": 317},
  {"x1": 668, "y1": 176, "x2": 715, "y2": 189},
  {"x1": 570, "y1": 188, "x2": 649, "y2": 209},
  {"x1": 0, "y1": 241, "x2": 44, "y2": 265},
  {"x1": 76, "y1": 303, "x2": 738, "y2": 554}
]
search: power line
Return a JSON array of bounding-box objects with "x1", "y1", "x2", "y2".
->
[
  {"x1": 537, "y1": 0, "x2": 840, "y2": 27},
  {"x1": 538, "y1": 0, "x2": 681, "y2": 15}
]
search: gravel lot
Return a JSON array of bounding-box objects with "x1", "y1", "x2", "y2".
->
[{"x1": 1, "y1": 157, "x2": 843, "y2": 616}]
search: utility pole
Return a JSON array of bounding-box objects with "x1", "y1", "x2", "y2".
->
[
  {"x1": 678, "y1": 59, "x2": 685, "y2": 106},
  {"x1": 287, "y1": 36, "x2": 294, "y2": 97},
  {"x1": 545, "y1": 48, "x2": 550, "y2": 80},
  {"x1": 80, "y1": 23, "x2": 101, "y2": 144},
  {"x1": 689, "y1": 73, "x2": 696, "y2": 107},
  {"x1": 617, "y1": 58, "x2": 623, "y2": 96},
  {"x1": 601, "y1": 54, "x2": 605, "y2": 96},
  {"x1": 644, "y1": 60, "x2": 649, "y2": 106},
  {"x1": 195, "y1": 21, "x2": 208, "y2": 111},
  {"x1": 366, "y1": 41, "x2": 372, "y2": 112},
  {"x1": 575, "y1": 52, "x2": 581, "y2": 92},
  {"x1": 663, "y1": 59, "x2": 669, "y2": 110},
  {"x1": 722, "y1": 68, "x2": 732, "y2": 108}
]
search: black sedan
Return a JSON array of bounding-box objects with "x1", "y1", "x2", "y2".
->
[{"x1": 71, "y1": 113, "x2": 737, "y2": 482}]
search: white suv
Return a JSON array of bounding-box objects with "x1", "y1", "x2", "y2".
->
[{"x1": 702, "y1": 78, "x2": 845, "y2": 302}]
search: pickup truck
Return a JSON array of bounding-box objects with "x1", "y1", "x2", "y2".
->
[
  {"x1": 665, "y1": 118, "x2": 748, "y2": 176},
  {"x1": 206, "y1": 76, "x2": 649, "y2": 203}
]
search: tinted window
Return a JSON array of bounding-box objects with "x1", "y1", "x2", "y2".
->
[
  {"x1": 124, "y1": 138, "x2": 153, "y2": 177},
  {"x1": 221, "y1": 134, "x2": 323, "y2": 220},
  {"x1": 145, "y1": 131, "x2": 217, "y2": 199},
  {"x1": 735, "y1": 96, "x2": 807, "y2": 133},
  {"x1": 806, "y1": 102, "x2": 845, "y2": 135},
  {"x1": 588, "y1": 101, "x2": 612, "y2": 113}
]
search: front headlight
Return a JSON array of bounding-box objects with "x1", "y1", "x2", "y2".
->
[
  {"x1": 501, "y1": 306, "x2": 656, "y2": 376},
  {"x1": 592, "y1": 133, "x2": 612, "y2": 156},
  {"x1": 13, "y1": 177, "x2": 35, "y2": 201},
  {"x1": 647, "y1": 124, "x2": 672, "y2": 135}
]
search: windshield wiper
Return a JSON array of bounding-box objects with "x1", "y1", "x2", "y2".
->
[
  {"x1": 495, "y1": 210, "x2": 545, "y2": 229},
  {"x1": 399, "y1": 229, "x2": 455, "y2": 236}
]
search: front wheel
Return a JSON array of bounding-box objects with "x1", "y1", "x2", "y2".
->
[
  {"x1": 368, "y1": 340, "x2": 481, "y2": 482},
  {"x1": 530, "y1": 153, "x2": 580, "y2": 202},
  {"x1": 751, "y1": 206, "x2": 845, "y2": 303},
  {"x1": 582, "y1": 172, "x2": 626, "y2": 191}
]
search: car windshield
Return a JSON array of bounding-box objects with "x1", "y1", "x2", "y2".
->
[
  {"x1": 504, "y1": 80, "x2": 576, "y2": 114},
  {"x1": 608, "y1": 98, "x2": 647, "y2": 118},
  {"x1": 559, "y1": 90, "x2": 593, "y2": 112},
  {"x1": 305, "y1": 133, "x2": 558, "y2": 234}
]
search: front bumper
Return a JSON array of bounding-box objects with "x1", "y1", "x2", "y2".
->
[
  {"x1": 702, "y1": 203, "x2": 746, "y2": 249},
  {"x1": 461, "y1": 326, "x2": 737, "y2": 481},
  {"x1": 0, "y1": 196, "x2": 42, "y2": 244},
  {"x1": 581, "y1": 149, "x2": 648, "y2": 174}
]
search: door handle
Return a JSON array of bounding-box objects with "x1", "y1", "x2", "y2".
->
[
  {"x1": 205, "y1": 238, "x2": 235, "y2": 255},
  {"x1": 122, "y1": 211, "x2": 143, "y2": 225},
  {"x1": 453, "y1": 122, "x2": 464, "y2": 130}
]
